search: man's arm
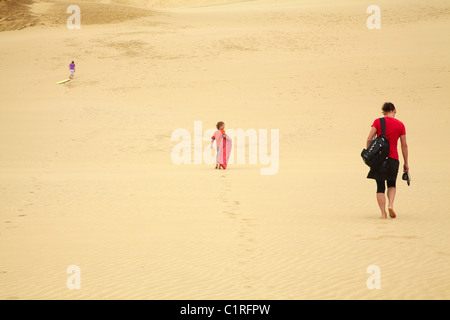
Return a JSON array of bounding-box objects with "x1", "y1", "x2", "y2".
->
[
  {"x1": 366, "y1": 127, "x2": 377, "y2": 149},
  {"x1": 400, "y1": 134, "x2": 408, "y2": 172}
]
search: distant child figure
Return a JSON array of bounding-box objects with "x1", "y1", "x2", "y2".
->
[
  {"x1": 210, "y1": 121, "x2": 230, "y2": 169},
  {"x1": 69, "y1": 61, "x2": 76, "y2": 79}
]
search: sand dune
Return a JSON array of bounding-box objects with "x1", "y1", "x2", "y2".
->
[
  {"x1": 60, "y1": 0, "x2": 250, "y2": 9},
  {"x1": 0, "y1": 0, "x2": 449, "y2": 299}
]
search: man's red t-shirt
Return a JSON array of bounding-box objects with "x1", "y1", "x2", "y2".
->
[{"x1": 371, "y1": 117, "x2": 406, "y2": 160}]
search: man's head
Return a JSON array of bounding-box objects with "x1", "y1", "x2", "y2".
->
[{"x1": 382, "y1": 102, "x2": 396, "y2": 116}]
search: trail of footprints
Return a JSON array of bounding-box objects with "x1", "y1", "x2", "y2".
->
[
  {"x1": 3, "y1": 157, "x2": 48, "y2": 228},
  {"x1": 216, "y1": 173, "x2": 262, "y2": 291}
]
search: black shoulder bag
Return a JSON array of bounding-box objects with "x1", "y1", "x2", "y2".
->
[{"x1": 361, "y1": 118, "x2": 390, "y2": 168}]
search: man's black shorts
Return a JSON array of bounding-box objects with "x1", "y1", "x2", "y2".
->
[{"x1": 367, "y1": 157, "x2": 400, "y2": 181}]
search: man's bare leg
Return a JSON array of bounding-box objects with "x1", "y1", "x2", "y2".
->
[
  {"x1": 387, "y1": 187, "x2": 396, "y2": 218},
  {"x1": 377, "y1": 193, "x2": 388, "y2": 219}
]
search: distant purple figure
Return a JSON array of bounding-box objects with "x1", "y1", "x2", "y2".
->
[{"x1": 69, "y1": 61, "x2": 76, "y2": 79}]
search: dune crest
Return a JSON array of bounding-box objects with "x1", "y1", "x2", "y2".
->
[{"x1": 57, "y1": 0, "x2": 248, "y2": 9}]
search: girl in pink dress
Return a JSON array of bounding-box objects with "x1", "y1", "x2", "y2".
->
[{"x1": 210, "y1": 121, "x2": 232, "y2": 170}]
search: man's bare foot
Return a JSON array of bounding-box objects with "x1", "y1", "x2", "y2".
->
[
  {"x1": 380, "y1": 214, "x2": 387, "y2": 219},
  {"x1": 388, "y1": 208, "x2": 396, "y2": 218}
]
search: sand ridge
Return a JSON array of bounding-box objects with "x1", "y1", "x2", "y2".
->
[{"x1": 0, "y1": 0, "x2": 156, "y2": 31}]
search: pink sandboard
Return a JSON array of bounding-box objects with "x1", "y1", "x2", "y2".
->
[{"x1": 218, "y1": 134, "x2": 232, "y2": 169}]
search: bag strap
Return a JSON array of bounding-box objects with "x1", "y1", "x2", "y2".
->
[{"x1": 380, "y1": 117, "x2": 386, "y2": 137}]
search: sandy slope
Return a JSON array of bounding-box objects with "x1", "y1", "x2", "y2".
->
[
  {"x1": 0, "y1": 0, "x2": 449, "y2": 299},
  {"x1": 61, "y1": 0, "x2": 251, "y2": 9}
]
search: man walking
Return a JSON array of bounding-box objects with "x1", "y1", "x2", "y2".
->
[{"x1": 366, "y1": 102, "x2": 409, "y2": 219}]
